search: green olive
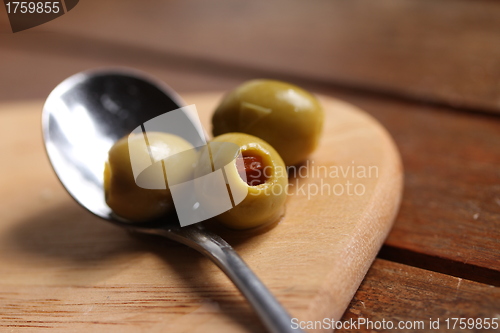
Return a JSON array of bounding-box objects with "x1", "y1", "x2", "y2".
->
[
  {"x1": 197, "y1": 133, "x2": 288, "y2": 230},
  {"x1": 212, "y1": 79, "x2": 324, "y2": 166},
  {"x1": 104, "y1": 132, "x2": 196, "y2": 222}
]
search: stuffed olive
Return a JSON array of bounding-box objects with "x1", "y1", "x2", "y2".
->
[
  {"x1": 212, "y1": 79, "x2": 324, "y2": 166},
  {"x1": 197, "y1": 133, "x2": 288, "y2": 230},
  {"x1": 104, "y1": 132, "x2": 196, "y2": 222}
]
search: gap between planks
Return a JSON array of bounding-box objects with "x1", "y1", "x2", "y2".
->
[{"x1": 378, "y1": 245, "x2": 500, "y2": 287}]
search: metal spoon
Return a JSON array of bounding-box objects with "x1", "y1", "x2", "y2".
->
[{"x1": 42, "y1": 68, "x2": 303, "y2": 333}]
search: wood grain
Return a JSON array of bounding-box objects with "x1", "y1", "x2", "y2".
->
[
  {"x1": 6, "y1": 259, "x2": 498, "y2": 333},
  {"x1": 339, "y1": 259, "x2": 500, "y2": 333},
  {"x1": 25, "y1": 0, "x2": 500, "y2": 113},
  {"x1": 331, "y1": 92, "x2": 500, "y2": 274},
  {"x1": 0, "y1": 94, "x2": 402, "y2": 332}
]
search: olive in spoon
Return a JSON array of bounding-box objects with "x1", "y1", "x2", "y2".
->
[{"x1": 42, "y1": 69, "x2": 303, "y2": 333}]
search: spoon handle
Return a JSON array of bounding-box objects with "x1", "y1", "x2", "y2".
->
[{"x1": 155, "y1": 224, "x2": 304, "y2": 333}]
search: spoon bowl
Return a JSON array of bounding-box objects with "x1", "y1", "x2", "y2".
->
[
  {"x1": 42, "y1": 69, "x2": 302, "y2": 333},
  {"x1": 43, "y1": 68, "x2": 204, "y2": 222}
]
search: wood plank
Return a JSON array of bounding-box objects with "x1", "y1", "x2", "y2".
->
[
  {"x1": 0, "y1": 33, "x2": 243, "y2": 101},
  {"x1": 328, "y1": 91, "x2": 500, "y2": 273},
  {"x1": 5, "y1": 259, "x2": 497, "y2": 332},
  {"x1": 378, "y1": 246, "x2": 500, "y2": 288},
  {"x1": 23, "y1": 0, "x2": 500, "y2": 113},
  {"x1": 339, "y1": 259, "x2": 500, "y2": 333},
  {"x1": 0, "y1": 9, "x2": 10, "y2": 33}
]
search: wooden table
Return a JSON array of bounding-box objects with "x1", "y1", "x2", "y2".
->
[{"x1": 1, "y1": 1, "x2": 499, "y2": 332}]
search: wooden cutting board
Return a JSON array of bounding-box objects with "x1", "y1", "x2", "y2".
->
[{"x1": 0, "y1": 93, "x2": 402, "y2": 333}]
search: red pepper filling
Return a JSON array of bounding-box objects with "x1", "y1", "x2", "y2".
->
[{"x1": 237, "y1": 154, "x2": 267, "y2": 186}]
